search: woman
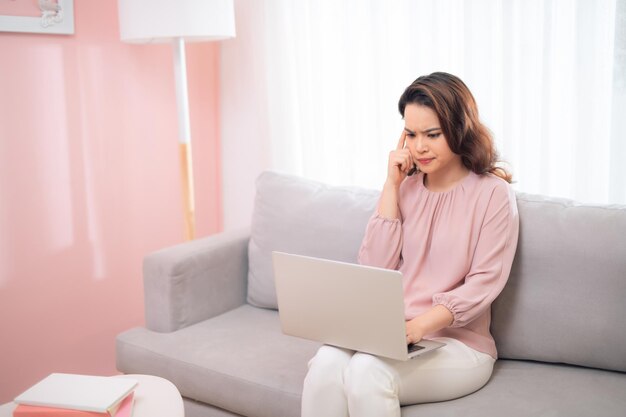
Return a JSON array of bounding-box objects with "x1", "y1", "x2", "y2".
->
[{"x1": 301, "y1": 72, "x2": 519, "y2": 417}]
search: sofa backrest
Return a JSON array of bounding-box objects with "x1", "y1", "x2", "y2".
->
[
  {"x1": 248, "y1": 171, "x2": 626, "y2": 372},
  {"x1": 247, "y1": 171, "x2": 378, "y2": 308},
  {"x1": 491, "y1": 192, "x2": 626, "y2": 372}
]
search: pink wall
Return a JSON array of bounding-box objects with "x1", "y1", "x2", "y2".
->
[{"x1": 0, "y1": 2, "x2": 223, "y2": 401}]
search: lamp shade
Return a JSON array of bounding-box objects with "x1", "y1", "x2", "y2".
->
[{"x1": 118, "y1": 0, "x2": 236, "y2": 43}]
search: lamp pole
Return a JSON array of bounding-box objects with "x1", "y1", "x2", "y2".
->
[
  {"x1": 173, "y1": 37, "x2": 195, "y2": 240},
  {"x1": 118, "y1": 0, "x2": 235, "y2": 241}
]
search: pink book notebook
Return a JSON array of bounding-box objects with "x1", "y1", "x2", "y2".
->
[{"x1": 13, "y1": 392, "x2": 134, "y2": 417}]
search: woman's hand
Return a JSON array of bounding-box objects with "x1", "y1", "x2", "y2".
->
[
  {"x1": 405, "y1": 319, "x2": 426, "y2": 345},
  {"x1": 405, "y1": 305, "x2": 454, "y2": 345},
  {"x1": 386, "y1": 130, "x2": 413, "y2": 189}
]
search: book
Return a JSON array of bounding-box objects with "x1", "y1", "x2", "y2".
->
[
  {"x1": 14, "y1": 374, "x2": 137, "y2": 414},
  {"x1": 13, "y1": 392, "x2": 134, "y2": 417}
]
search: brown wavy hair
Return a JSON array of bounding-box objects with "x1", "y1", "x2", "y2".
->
[{"x1": 398, "y1": 72, "x2": 512, "y2": 183}]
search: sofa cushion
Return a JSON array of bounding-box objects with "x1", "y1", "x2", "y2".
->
[
  {"x1": 404, "y1": 360, "x2": 626, "y2": 417},
  {"x1": 116, "y1": 305, "x2": 321, "y2": 417},
  {"x1": 116, "y1": 306, "x2": 626, "y2": 417},
  {"x1": 492, "y1": 193, "x2": 626, "y2": 372},
  {"x1": 247, "y1": 171, "x2": 379, "y2": 308}
]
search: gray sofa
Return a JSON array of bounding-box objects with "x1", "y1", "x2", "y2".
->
[{"x1": 116, "y1": 171, "x2": 626, "y2": 417}]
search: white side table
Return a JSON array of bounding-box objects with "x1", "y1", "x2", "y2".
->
[{"x1": 0, "y1": 374, "x2": 184, "y2": 417}]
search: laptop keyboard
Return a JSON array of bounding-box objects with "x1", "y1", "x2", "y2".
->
[{"x1": 408, "y1": 343, "x2": 425, "y2": 353}]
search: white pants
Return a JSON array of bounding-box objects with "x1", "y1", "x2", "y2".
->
[{"x1": 301, "y1": 337, "x2": 495, "y2": 417}]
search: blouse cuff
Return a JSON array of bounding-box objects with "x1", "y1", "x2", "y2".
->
[
  {"x1": 432, "y1": 294, "x2": 461, "y2": 328},
  {"x1": 373, "y1": 212, "x2": 401, "y2": 224}
]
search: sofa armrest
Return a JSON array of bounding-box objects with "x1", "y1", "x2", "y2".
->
[{"x1": 143, "y1": 228, "x2": 250, "y2": 332}]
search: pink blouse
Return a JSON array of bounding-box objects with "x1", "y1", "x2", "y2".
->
[{"x1": 358, "y1": 171, "x2": 519, "y2": 358}]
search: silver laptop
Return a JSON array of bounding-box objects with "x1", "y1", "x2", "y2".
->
[{"x1": 272, "y1": 251, "x2": 446, "y2": 361}]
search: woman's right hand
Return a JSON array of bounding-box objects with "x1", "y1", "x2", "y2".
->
[{"x1": 386, "y1": 130, "x2": 413, "y2": 189}]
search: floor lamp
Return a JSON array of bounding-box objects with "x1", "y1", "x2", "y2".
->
[{"x1": 118, "y1": 0, "x2": 236, "y2": 240}]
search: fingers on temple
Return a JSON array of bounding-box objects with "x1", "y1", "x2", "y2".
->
[{"x1": 396, "y1": 130, "x2": 407, "y2": 150}]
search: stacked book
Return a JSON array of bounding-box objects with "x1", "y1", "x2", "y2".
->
[{"x1": 13, "y1": 373, "x2": 138, "y2": 417}]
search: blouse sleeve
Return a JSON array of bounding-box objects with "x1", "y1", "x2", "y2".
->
[
  {"x1": 432, "y1": 183, "x2": 519, "y2": 327},
  {"x1": 357, "y1": 212, "x2": 403, "y2": 270}
]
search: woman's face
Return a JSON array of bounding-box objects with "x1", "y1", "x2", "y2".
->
[{"x1": 403, "y1": 103, "x2": 464, "y2": 180}]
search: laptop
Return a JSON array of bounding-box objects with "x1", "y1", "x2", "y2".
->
[{"x1": 272, "y1": 251, "x2": 446, "y2": 361}]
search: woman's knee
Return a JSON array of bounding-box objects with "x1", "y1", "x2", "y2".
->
[
  {"x1": 305, "y1": 345, "x2": 353, "y2": 388},
  {"x1": 344, "y1": 353, "x2": 399, "y2": 398},
  {"x1": 308, "y1": 346, "x2": 353, "y2": 371}
]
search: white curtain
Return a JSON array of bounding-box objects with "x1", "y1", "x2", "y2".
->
[{"x1": 221, "y1": 0, "x2": 626, "y2": 229}]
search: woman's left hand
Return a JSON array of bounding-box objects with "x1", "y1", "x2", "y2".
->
[
  {"x1": 405, "y1": 305, "x2": 454, "y2": 344},
  {"x1": 405, "y1": 319, "x2": 426, "y2": 345}
]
